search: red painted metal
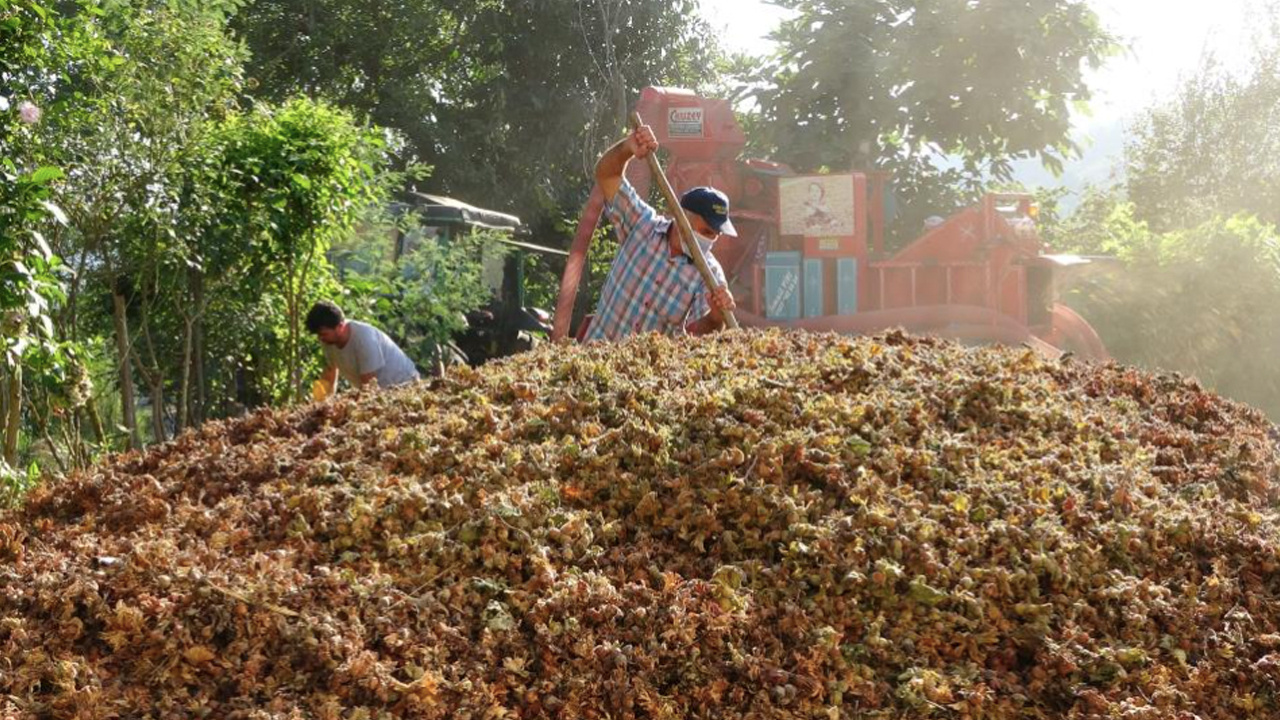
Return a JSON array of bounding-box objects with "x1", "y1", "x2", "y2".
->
[
  {"x1": 634, "y1": 87, "x2": 746, "y2": 163},
  {"x1": 1044, "y1": 304, "x2": 1109, "y2": 360},
  {"x1": 551, "y1": 184, "x2": 605, "y2": 341},
  {"x1": 866, "y1": 171, "x2": 890, "y2": 257},
  {"x1": 554, "y1": 87, "x2": 1107, "y2": 359},
  {"x1": 737, "y1": 304, "x2": 1027, "y2": 335}
]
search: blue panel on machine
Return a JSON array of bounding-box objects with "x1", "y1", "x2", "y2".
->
[
  {"x1": 837, "y1": 257, "x2": 858, "y2": 315},
  {"x1": 764, "y1": 251, "x2": 802, "y2": 320},
  {"x1": 803, "y1": 258, "x2": 824, "y2": 317}
]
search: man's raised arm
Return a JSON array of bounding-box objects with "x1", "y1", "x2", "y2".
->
[{"x1": 595, "y1": 124, "x2": 658, "y2": 203}]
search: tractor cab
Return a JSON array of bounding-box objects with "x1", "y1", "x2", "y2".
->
[{"x1": 392, "y1": 192, "x2": 565, "y2": 366}]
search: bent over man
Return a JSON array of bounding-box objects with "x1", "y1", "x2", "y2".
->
[{"x1": 306, "y1": 301, "x2": 419, "y2": 395}]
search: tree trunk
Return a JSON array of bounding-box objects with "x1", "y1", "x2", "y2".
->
[
  {"x1": 289, "y1": 238, "x2": 320, "y2": 404},
  {"x1": 66, "y1": 412, "x2": 86, "y2": 470},
  {"x1": 68, "y1": 249, "x2": 88, "y2": 342},
  {"x1": 83, "y1": 401, "x2": 106, "y2": 445},
  {"x1": 287, "y1": 289, "x2": 300, "y2": 404},
  {"x1": 149, "y1": 377, "x2": 166, "y2": 443},
  {"x1": 3, "y1": 366, "x2": 20, "y2": 466},
  {"x1": 194, "y1": 323, "x2": 206, "y2": 424},
  {"x1": 192, "y1": 270, "x2": 206, "y2": 426},
  {"x1": 133, "y1": 350, "x2": 165, "y2": 444},
  {"x1": 597, "y1": 0, "x2": 627, "y2": 133},
  {"x1": 135, "y1": 306, "x2": 167, "y2": 445},
  {"x1": 111, "y1": 286, "x2": 142, "y2": 451},
  {"x1": 0, "y1": 372, "x2": 8, "y2": 460},
  {"x1": 34, "y1": 399, "x2": 67, "y2": 475},
  {"x1": 284, "y1": 255, "x2": 300, "y2": 405},
  {"x1": 179, "y1": 314, "x2": 194, "y2": 432}
]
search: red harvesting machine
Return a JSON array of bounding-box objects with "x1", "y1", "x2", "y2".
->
[{"x1": 552, "y1": 87, "x2": 1107, "y2": 360}]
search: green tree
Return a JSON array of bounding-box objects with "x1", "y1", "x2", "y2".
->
[
  {"x1": 37, "y1": 3, "x2": 246, "y2": 448},
  {"x1": 26, "y1": 3, "x2": 391, "y2": 454},
  {"x1": 0, "y1": 0, "x2": 110, "y2": 489},
  {"x1": 1037, "y1": 185, "x2": 1148, "y2": 257},
  {"x1": 750, "y1": 0, "x2": 1115, "y2": 237},
  {"x1": 1044, "y1": 8, "x2": 1280, "y2": 419},
  {"x1": 230, "y1": 0, "x2": 726, "y2": 235},
  {"x1": 1059, "y1": 211, "x2": 1280, "y2": 418},
  {"x1": 210, "y1": 98, "x2": 388, "y2": 403},
  {"x1": 1126, "y1": 12, "x2": 1280, "y2": 232}
]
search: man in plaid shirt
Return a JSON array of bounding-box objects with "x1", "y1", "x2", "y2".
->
[{"x1": 583, "y1": 122, "x2": 737, "y2": 341}]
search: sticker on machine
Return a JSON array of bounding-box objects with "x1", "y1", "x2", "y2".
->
[
  {"x1": 668, "y1": 107, "x2": 704, "y2": 138},
  {"x1": 780, "y1": 175, "x2": 856, "y2": 237}
]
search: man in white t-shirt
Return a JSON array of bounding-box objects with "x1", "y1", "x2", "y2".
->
[{"x1": 306, "y1": 301, "x2": 420, "y2": 396}]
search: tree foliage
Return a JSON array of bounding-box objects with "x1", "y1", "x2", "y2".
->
[
  {"x1": 0, "y1": 1, "x2": 267, "y2": 482},
  {"x1": 1041, "y1": 7, "x2": 1280, "y2": 420},
  {"x1": 1056, "y1": 202, "x2": 1280, "y2": 418},
  {"x1": 749, "y1": 0, "x2": 1115, "y2": 235},
  {"x1": 32, "y1": 2, "x2": 250, "y2": 450},
  {"x1": 1126, "y1": 16, "x2": 1280, "y2": 232},
  {"x1": 0, "y1": 0, "x2": 110, "y2": 488},
  {"x1": 208, "y1": 97, "x2": 389, "y2": 403},
  {"x1": 0, "y1": 1, "x2": 399, "y2": 491},
  {"x1": 230, "y1": 0, "x2": 727, "y2": 233}
]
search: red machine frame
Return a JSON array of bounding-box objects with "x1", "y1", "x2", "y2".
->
[{"x1": 552, "y1": 87, "x2": 1106, "y2": 360}]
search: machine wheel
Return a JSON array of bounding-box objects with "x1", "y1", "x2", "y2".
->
[{"x1": 1045, "y1": 304, "x2": 1108, "y2": 360}]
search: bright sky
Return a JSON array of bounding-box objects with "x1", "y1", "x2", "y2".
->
[
  {"x1": 698, "y1": 0, "x2": 1258, "y2": 187},
  {"x1": 1081, "y1": 0, "x2": 1253, "y2": 128}
]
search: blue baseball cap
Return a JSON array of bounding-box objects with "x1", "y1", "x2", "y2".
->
[{"x1": 679, "y1": 186, "x2": 737, "y2": 237}]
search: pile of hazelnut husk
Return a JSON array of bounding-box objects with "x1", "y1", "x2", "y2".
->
[{"x1": 3, "y1": 329, "x2": 1279, "y2": 720}]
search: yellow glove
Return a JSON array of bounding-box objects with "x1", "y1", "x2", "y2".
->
[{"x1": 311, "y1": 379, "x2": 332, "y2": 402}]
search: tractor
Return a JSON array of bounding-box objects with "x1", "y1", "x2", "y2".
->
[
  {"x1": 343, "y1": 192, "x2": 562, "y2": 370},
  {"x1": 552, "y1": 86, "x2": 1107, "y2": 360}
]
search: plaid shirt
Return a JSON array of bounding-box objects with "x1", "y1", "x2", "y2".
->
[{"x1": 585, "y1": 180, "x2": 727, "y2": 342}]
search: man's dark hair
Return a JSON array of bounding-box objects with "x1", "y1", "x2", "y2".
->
[{"x1": 306, "y1": 301, "x2": 345, "y2": 333}]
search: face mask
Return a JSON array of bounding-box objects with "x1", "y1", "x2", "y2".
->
[{"x1": 694, "y1": 231, "x2": 718, "y2": 253}]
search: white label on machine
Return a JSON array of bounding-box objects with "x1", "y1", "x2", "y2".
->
[{"x1": 668, "y1": 107, "x2": 704, "y2": 138}]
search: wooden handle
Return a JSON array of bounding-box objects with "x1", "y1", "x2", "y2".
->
[{"x1": 630, "y1": 112, "x2": 739, "y2": 330}]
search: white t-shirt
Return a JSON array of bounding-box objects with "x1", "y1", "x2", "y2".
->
[{"x1": 323, "y1": 321, "x2": 420, "y2": 389}]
